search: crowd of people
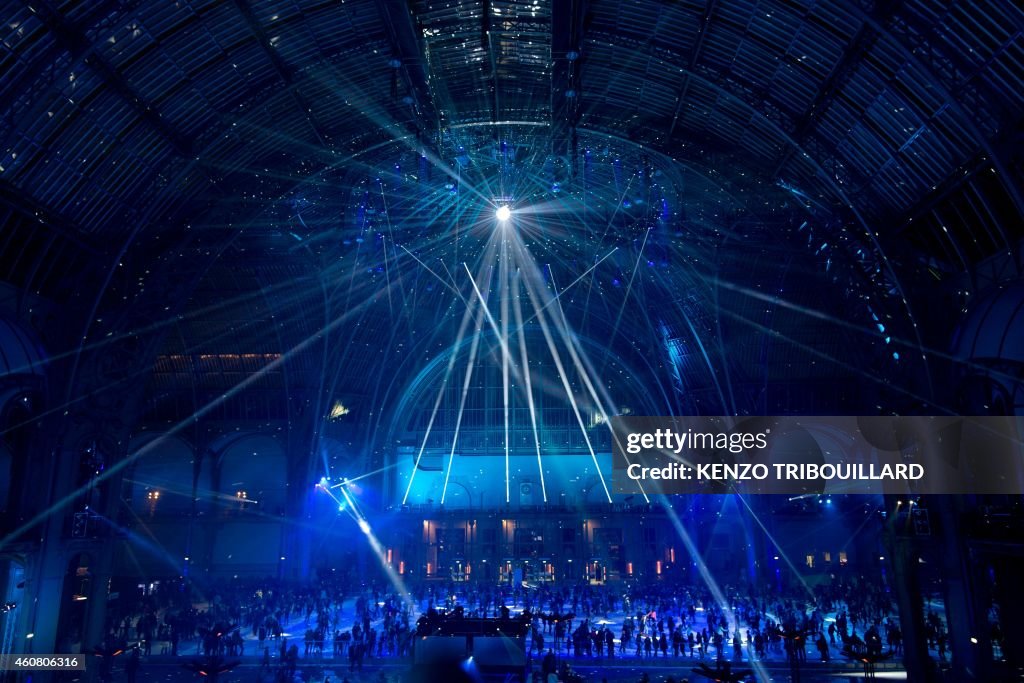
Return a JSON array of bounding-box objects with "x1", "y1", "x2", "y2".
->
[
  {"x1": 95, "y1": 569, "x2": 918, "y2": 679},
  {"x1": 517, "y1": 577, "x2": 904, "y2": 667}
]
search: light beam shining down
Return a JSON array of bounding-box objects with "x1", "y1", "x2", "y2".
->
[{"x1": 495, "y1": 205, "x2": 511, "y2": 222}]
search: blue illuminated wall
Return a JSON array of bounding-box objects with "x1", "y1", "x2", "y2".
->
[{"x1": 396, "y1": 451, "x2": 617, "y2": 508}]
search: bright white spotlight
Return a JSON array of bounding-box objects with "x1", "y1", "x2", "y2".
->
[
  {"x1": 495, "y1": 205, "x2": 511, "y2": 222},
  {"x1": 358, "y1": 519, "x2": 371, "y2": 535}
]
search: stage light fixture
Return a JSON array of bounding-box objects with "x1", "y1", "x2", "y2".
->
[{"x1": 496, "y1": 205, "x2": 511, "y2": 222}]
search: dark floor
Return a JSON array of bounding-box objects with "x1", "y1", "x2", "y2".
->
[{"x1": 53, "y1": 658, "x2": 911, "y2": 683}]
